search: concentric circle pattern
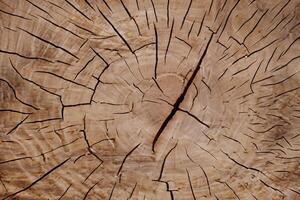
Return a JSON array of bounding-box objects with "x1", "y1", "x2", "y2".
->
[{"x1": 0, "y1": 0, "x2": 300, "y2": 199}]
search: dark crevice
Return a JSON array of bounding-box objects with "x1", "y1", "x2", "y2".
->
[
  {"x1": 175, "y1": 36, "x2": 192, "y2": 49},
  {"x1": 81, "y1": 115, "x2": 104, "y2": 164},
  {"x1": 275, "y1": 86, "x2": 300, "y2": 98},
  {"x1": 237, "y1": 9, "x2": 258, "y2": 32},
  {"x1": 101, "y1": 0, "x2": 112, "y2": 12},
  {"x1": 258, "y1": 14, "x2": 289, "y2": 42},
  {"x1": 83, "y1": 163, "x2": 102, "y2": 183},
  {"x1": 208, "y1": 0, "x2": 214, "y2": 14},
  {"x1": 232, "y1": 60, "x2": 256, "y2": 76},
  {"x1": 271, "y1": 0, "x2": 291, "y2": 22},
  {"x1": 39, "y1": 15, "x2": 84, "y2": 40},
  {"x1": 273, "y1": 55, "x2": 300, "y2": 72},
  {"x1": 155, "y1": 143, "x2": 177, "y2": 181},
  {"x1": 154, "y1": 23, "x2": 159, "y2": 79},
  {"x1": 127, "y1": 182, "x2": 137, "y2": 200},
  {"x1": 221, "y1": 0, "x2": 228, "y2": 11},
  {"x1": 180, "y1": 0, "x2": 193, "y2": 30},
  {"x1": 252, "y1": 75, "x2": 274, "y2": 84},
  {"x1": 83, "y1": 181, "x2": 100, "y2": 200},
  {"x1": 136, "y1": 0, "x2": 140, "y2": 10},
  {"x1": 75, "y1": 55, "x2": 96, "y2": 80},
  {"x1": 97, "y1": 6, "x2": 134, "y2": 53},
  {"x1": 232, "y1": 38, "x2": 278, "y2": 65},
  {"x1": 248, "y1": 124, "x2": 283, "y2": 133},
  {"x1": 85, "y1": 0, "x2": 95, "y2": 11},
  {"x1": 222, "y1": 135, "x2": 246, "y2": 151},
  {"x1": 197, "y1": 11, "x2": 206, "y2": 36},
  {"x1": 152, "y1": 180, "x2": 176, "y2": 200},
  {"x1": 222, "y1": 150, "x2": 266, "y2": 175},
  {"x1": 262, "y1": 72, "x2": 297, "y2": 87},
  {"x1": 18, "y1": 27, "x2": 79, "y2": 60},
  {"x1": 260, "y1": 180, "x2": 284, "y2": 195},
  {"x1": 120, "y1": 0, "x2": 141, "y2": 35},
  {"x1": 0, "y1": 49, "x2": 53, "y2": 63},
  {"x1": 280, "y1": 36, "x2": 300, "y2": 58},
  {"x1": 218, "y1": 68, "x2": 228, "y2": 80},
  {"x1": 242, "y1": 9, "x2": 268, "y2": 43},
  {"x1": 69, "y1": 22, "x2": 98, "y2": 36},
  {"x1": 0, "y1": 8, "x2": 31, "y2": 20},
  {"x1": 152, "y1": 77, "x2": 164, "y2": 94},
  {"x1": 188, "y1": 20, "x2": 195, "y2": 38},
  {"x1": 65, "y1": 0, "x2": 91, "y2": 21},
  {"x1": 150, "y1": 0, "x2": 158, "y2": 22},
  {"x1": 265, "y1": 47, "x2": 277, "y2": 72},
  {"x1": 35, "y1": 71, "x2": 93, "y2": 91},
  {"x1": 167, "y1": 0, "x2": 170, "y2": 27},
  {"x1": 218, "y1": 181, "x2": 240, "y2": 200},
  {"x1": 201, "y1": 79, "x2": 211, "y2": 93},
  {"x1": 108, "y1": 181, "x2": 117, "y2": 200},
  {"x1": 186, "y1": 169, "x2": 197, "y2": 200},
  {"x1": 0, "y1": 109, "x2": 31, "y2": 115},
  {"x1": 200, "y1": 166, "x2": 211, "y2": 196},
  {"x1": 152, "y1": 34, "x2": 213, "y2": 152},
  {"x1": 218, "y1": 0, "x2": 240, "y2": 41},
  {"x1": 214, "y1": 8, "x2": 223, "y2": 24},
  {"x1": 25, "y1": 0, "x2": 52, "y2": 18},
  {"x1": 117, "y1": 143, "x2": 141, "y2": 176},
  {"x1": 0, "y1": 78, "x2": 39, "y2": 110},
  {"x1": 178, "y1": 108, "x2": 209, "y2": 128},
  {"x1": 5, "y1": 115, "x2": 30, "y2": 135},
  {"x1": 3, "y1": 158, "x2": 70, "y2": 200},
  {"x1": 57, "y1": 184, "x2": 72, "y2": 200},
  {"x1": 250, "y1": 59, "x2": 264, "y2": 93},
  {"x1": 165, "y1": 18, "x2": 174, "y2": 63},
  {"x1": 145, "y1": 10, "x2": 150, "y2": 29}
]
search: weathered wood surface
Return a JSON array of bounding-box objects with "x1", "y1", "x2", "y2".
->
[{"x1": 0, "y1": 0, "x2": 300, "y2": 199}]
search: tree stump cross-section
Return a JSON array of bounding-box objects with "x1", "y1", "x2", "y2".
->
[{"x1": 0, "y1": 0, "x2": 300, "y2": 199}]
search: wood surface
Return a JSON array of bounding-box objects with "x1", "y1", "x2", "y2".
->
[{"x1": 0, "y1": 0, "x2": 300, "y2": 199}]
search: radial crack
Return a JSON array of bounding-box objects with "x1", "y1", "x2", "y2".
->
[{"x1": 151, "y1": 33, "x2": 213, "y2": 152}]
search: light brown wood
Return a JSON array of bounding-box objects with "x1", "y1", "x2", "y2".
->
[{"x1": 0, "y1": 0, "x2": 300, "y2": 199}]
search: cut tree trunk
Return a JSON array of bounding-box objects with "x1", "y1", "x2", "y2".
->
[{"x1": 0, "y1": 0, "x2": 300, "y2": 199}]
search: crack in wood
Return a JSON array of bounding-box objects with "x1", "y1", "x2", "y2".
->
[
  {"x1": 117, "y1": 143, "x2": 141, "y2": 176},
  {"x1": 152, "y1": 33, "x2": 213, "y2": 152},
  {"x1": 3, "y1": 158, "x2": 70, "y2": 199}
]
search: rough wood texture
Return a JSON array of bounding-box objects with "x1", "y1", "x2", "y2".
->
[{"x1": 0, "y1": 0, "x2": 300, "y2": 199}]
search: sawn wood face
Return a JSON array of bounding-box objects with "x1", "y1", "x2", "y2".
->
[{"x1": 0, "y1": 0, "x2": 300, "y2": 199}]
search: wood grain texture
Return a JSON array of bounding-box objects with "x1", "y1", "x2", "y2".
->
[{"x1": 0, "y1": 0, "x2": 300, "y2": 199}]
